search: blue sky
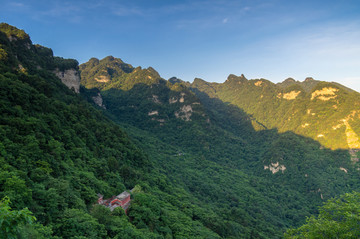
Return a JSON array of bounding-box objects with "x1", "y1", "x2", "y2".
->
[{"x1": 1, "y1": 0, "x2": 360, "y2": 92}]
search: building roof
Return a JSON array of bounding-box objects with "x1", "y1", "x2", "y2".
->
[{"x1": 116, "y1": 191, "x2": 130, "y2": 200}]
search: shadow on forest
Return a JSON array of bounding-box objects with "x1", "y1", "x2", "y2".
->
[
  {"x1": 81, "y1": 80, "x2": 360, "y2": 236},
  {"x1": 83, "y1": 81, "x2": 355, "y2": 170}
]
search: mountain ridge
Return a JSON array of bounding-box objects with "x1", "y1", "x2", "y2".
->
[
  {"x1": 2, "y1": 23, "x2": 360, "y2": 238},
  {"x1": 186, "y1": 72, "x2": 360, "y2": 151}
]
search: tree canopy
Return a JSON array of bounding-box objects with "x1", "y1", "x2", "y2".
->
[{"x1": 285, "y1": 191, "x2": 360, "y2": 238}]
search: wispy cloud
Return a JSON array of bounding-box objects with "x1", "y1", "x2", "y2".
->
[
  {"x1": 9, "y1": 2, "x2": 25, "y2": 8},
  {"x1": 40, "y1": 4, "x2": 81, "y2": 18},
  {"x1": 285, "y1": 24, "x2": 360, "y2": 71},
  {"x1": 112, "y1": 6, "x2": 143, "y2": 17}
]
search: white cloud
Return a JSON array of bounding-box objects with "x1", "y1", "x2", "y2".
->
[
  {"x1": 10, "y1": 2, "x2": 25, "y2": 7},
  {"x1": 112, "y1": 7, "x2": 143, "y2": 17}
]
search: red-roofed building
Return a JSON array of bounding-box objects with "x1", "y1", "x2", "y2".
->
[{"x1": 97, "y1": 191, "x2": 131, "y2": 214}]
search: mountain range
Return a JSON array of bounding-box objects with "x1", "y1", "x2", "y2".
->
[{"x1": 1, "y1": 23, "x2": 360, "y2": 238}]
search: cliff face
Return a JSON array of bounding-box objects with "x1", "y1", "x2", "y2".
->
[
  {"x1": 54, "y1": 68, "x2": 81, "y2": 93},
  {"x1": 92, "y1": 92, "x2": 106, "y2": 109}
]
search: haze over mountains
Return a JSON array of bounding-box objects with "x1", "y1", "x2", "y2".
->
[{"x1": 1, "y1": 23, "x2": 360, "y2": 238}]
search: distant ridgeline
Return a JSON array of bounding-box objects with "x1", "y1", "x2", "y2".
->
[
  {"x1": 80, "y1": 55, "x2": 360, "y2": 155},
  {"x1": 80, "y1": 54, "x2": 360, "y2": 235},
  {"x1": 190, "y1": 75, "x2": 360, "y2": 151},
  {"x1": 2, "y1": 23, "x2": 360, "y2": 238}
]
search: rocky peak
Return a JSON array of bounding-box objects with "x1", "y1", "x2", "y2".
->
[
  {"x1": 87, "y1": 57, "x2": 100, "y2": 66},
  {"x1": 146, "y1": 67, "x2": 161, "y2": 78},
  {"x1": 283, "y1": 78, "x2": 296, "y2": 84},
  {"x1": 0, "y1": 23, "x2": 31, "y2": 43},
  {"x1": 168, "y1": 77, "x2": 184, "y2": 84},
  {"x1": 304, "y1": 77, "x2": 315, "y2": 82},
  {"x1": 226, "y1": 74, "x2": 248, "y2": 84},
  {"x1": 193, "y1": 78, "x2": 206, "y2": 84}
]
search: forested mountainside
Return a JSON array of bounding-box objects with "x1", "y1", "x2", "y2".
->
[
  {"x1": 80, "y1": 55, "x2": 360, "y2": 238},
  {"x1": 190, "y1": 75, "x2": 360, "y2": 152},
  {"x1": 0, "y1": 23, "x2": 220, "y2": 238},
  {"x1": 1, "y1": 23, "x2": 360, "y2": 238}
]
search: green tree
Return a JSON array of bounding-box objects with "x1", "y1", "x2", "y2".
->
[
  {"x1": 285, "y1": 191, "x2": 360, "y2": 238},
  {"x1": 0, "y1": 196, "x2": 36, "y2": 239},
  {"x1": 55, "y1": 209, "x2": 106, "y2": 239}
]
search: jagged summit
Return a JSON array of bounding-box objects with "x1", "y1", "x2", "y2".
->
[
  {"x1": 0, "y1": 22, "x2": 31, "y2": 43},
  {"x1": 0, "y1": 23, "x2": 80, "y2": 92},
  {"x1": 2, "y1": 23, "x2": 360, "y2": 239},
  {"x1": 192, "y1": 77, "x2": 208, "y2": 84},
  {"x1": 168, "y1": 76, "x2": 184, "y2": 84},
  {"x1": 79, "y1": 56, "x2": 166, "y2": 91},
  {"x1": 190, "y1": 73, "x2": 360, "y2": 150},
  {"x1": 225, "y1": 73, "x2": 248, "y2": 83},
  {"x1": 305, "y1": 77, "x2": 315, "y2": 82},
  {"x1": 284, "y1": 77, "x2": 296, "y2": 82}
]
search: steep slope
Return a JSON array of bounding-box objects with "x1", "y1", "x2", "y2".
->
[
  {"x1": 3, "y1": 21, "x2": 359, "y2": 239},
  {"x1": 191, "y1": 74, "x2": 360, "y2": 153},
  {"x1": 0, "y1": 23, "x2": 222, "y2": 238},
  {"x1": 80, "y1": 56, "x2": 360, "y2": 238}
]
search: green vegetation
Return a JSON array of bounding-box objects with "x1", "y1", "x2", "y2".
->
[
  {"x1": 0, "y1": 24, "x2": 219, "y2": 238},
  {"x1": 0, "y1": 197, "x2": 35, "y2": 239},
  {"x1": 80, "y1": 56, "x2": 360, "y2": 237},
  {"x1": 190, "y1": 74, "x2": 360, "y2": 150},
  {"x1": 285, "y1": 191, "x2": 360, "y2": 238},
  {"x1": 2, "y1": 23, "x2": 360, "y2": 238}
]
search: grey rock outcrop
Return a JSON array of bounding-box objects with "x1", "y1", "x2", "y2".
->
[
  {"x1": 92, "y1": 93, "x2": 106, "y2": 109},
  {"x1": 54, "y1": 69, "x2": 80, "y2": 93}
]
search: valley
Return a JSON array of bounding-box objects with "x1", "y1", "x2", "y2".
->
[{"x1": 1, "y1": 23, "x2": 360, "y2": 238}]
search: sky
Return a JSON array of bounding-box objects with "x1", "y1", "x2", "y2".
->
[{"x1": 1, "y1": 0, "x2": 360, "y2": 92}]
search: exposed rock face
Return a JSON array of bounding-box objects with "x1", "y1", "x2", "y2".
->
[
  {"x1": 148, "y1": 110, "x2": 159, "y2": 116},
  {"x1": 54, "y1": 69, "x2": 80, "y2": 93},
  {"x1": 8, "y1": 35, "x2": 17, "y2": 42},
  {"x1": 330, "y1": 111, "x2": 360, "y2": 162},
  {"x1": 169, "y1": 97, "x2": 178, "y2": 104},
  {"x1": 264, "y1": 162, "x2": 286, "y2": 174},
  {"x1": 151, "y1": 95, "x2": 161, "y2": 104},
  {"x1": 311, "y1": 87, "x2": 338, "y2": 101},
  {"x1": 95, "y1": 75, "x2": 110, "y2": 82},
  {"x1": 92, "y1": 93, "x2": 106, "y2": 109},
  {"x1": 343, "y1": 120, "x2": 360, "y2": 162},
  {"x1": 339, "y1": 167, "x2": 348, "y2": 173},
  {"x1": 175, "y1": 105, "x2": 193, "y2": 121},
  {"x1": 282, "y1": 90, "x2": 301, "y2": 100},
  {"x1": 179, "y1": 93, "x2": 185, "y2": 103}
]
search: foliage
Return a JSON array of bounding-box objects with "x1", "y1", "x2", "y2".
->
[
  {"x1": 0, "y1": 23, "x2": 30, "y2": 41},
  {"x1": 285, "y1": 191, "x2": 360, "y2": 238},
  {"x1": 2, "y1": 23, "x2": 360, "y2": 239},
  {"x1": 0, "y1": 23, "x2": 221, "y2": 238},
  {"x1": 191, "y1": 74, "x2": 360, "y2": 150},
  {"x1": 79, "y1": 56, "x2": 161, "y2": 91},
  {"x1": 80, "y1": 55, "x2": 360, "y2": 238},
  {"x1": 53, "y1": 57, "x2": 79, "y2": 71},
  {"x1": 0, "y1": 197, "x2": 35, "y2": 239},
  {"x1": 54, "y1": 209, "x2": 107, "y2": 238}
]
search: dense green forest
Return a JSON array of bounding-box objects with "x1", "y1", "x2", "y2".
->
[
  {"x1": 284, "y1": 191, "x2": 360, "y2": 238},
  {"x1": 80, "y1": 56, "x2": 360, "y2": 237},
  {"x1": 190, "y1": 75, "x2": 360, "y2": 151},
  {"x1": 1, "y1": 23, "x2": 360, "y2": 238}
]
